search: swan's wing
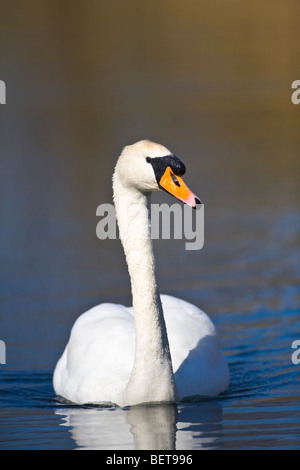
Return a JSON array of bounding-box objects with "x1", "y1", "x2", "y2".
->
[
  {"x1": 53, "y1": 303, "x2": 135, "y2": 405},
  {"x1": 161, "y1": 294, "x2": 229, "y2": 397}
]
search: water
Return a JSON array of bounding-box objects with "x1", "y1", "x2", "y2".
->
[{"x1": 0, "y1": 0, "x2": 300, "y2": 450}]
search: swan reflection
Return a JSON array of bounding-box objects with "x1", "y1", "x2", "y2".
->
[{"x1": 55, "y1": 401, "x2": 223, "y2": 450}]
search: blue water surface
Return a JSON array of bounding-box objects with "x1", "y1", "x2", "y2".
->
[{"x1": 1, "y1": 205, "x2": 300, "y2": 449}]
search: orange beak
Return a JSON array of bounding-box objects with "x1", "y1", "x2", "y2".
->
[{"x1": 159, "y1": 166, "x2": 201, "y2": 208}]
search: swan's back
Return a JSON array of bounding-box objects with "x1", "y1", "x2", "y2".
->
[
  {"x1": 53, "y1": 295, "x2": 229, "y2": 405},
  {"x1": 161, "y1": 295, "x2": 229, "y2": 398}
]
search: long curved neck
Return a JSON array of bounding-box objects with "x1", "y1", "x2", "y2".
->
[{"x1": 113, "y1": 174, "x2": 177, "y2": 406}]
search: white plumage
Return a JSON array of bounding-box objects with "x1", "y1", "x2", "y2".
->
[{"x1": 53, "y1": 140, "x2": 229, "y2": 406}]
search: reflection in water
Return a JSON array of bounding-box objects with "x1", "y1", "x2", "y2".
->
[
  {"x1": 127, "y1": 404, "x2": 177, "y2": 450},
  {"x1": 55, "y1": 401, "x2": 223, "y2": 450},
  {"x1": 176, "y1": 402, "x2": 224, "y2": 450},
  {"x1": 56, "y1": 407, "x2": 133, "y2": 450}
]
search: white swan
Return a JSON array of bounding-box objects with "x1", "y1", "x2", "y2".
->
[{"x1": 53, "y1": 140, "x2": 229, "y2": 406}]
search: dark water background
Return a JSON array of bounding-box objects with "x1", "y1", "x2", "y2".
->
[{"x1": 0, "y1": 1, "x2": 300, "y2": 449}]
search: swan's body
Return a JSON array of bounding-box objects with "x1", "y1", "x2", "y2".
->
[{"x1": 53, "y1": 140, "x2": 229, "y2": 406}]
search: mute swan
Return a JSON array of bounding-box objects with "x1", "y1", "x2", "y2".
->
[{"x1": 53, "y1": 140, "x2": 229, "y2": 406}]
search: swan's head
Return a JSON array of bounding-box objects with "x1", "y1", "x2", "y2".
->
[{"x1": 114, "y1": 140, "x2": 201, "y2": 208}]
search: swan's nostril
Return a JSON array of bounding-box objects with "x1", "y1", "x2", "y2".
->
[
  {"x1": 195, "y1": 197, "x2": 202, "y2": 205},
  {"x1": 171, "y1": 172, "x2": 180, "y2": 187}
]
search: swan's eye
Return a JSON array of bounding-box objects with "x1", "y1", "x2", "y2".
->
[
  {"x1": 144, "y1": 154, "x2": 186, "y2": 185},
  {"x1": 171, "y1": 172, "x2": 180, "y2": 187}
]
